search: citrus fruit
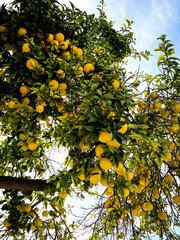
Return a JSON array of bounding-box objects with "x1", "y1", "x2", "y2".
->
[
  {"x1": 100, "y1": 157, "x2": 112, "y2": 170},
  {"x1": 60, "y1": 41, "x2": 68, "y2": 50},
  {"x1": 161, "y1": 108, "x2": 169, "y2": 117},
  {"x1": 83, "y1": 63, "x2": 95, "y2": 74},
  {"x1": 71, "y1": 45, "x2": 78, "y2": 54},
  {"x1": 117, "y1": 124, "x2": 128, "y2": 134},
  {"x1": 98, "y1": 130, "x2": 113, "y2": 143},
  {"x1": 169, "y1": 142, "x2": 175, "y2": 150},
  {"x1": 122, "y1": 188, "x2": 129, "y2": 198},
  {"x1": 3, "y1": 219, "x2": 11, "y2": 228},
  {"x1": 22, "y1": 144, "x2": 28, "y2": 151},
  {"x1": 20, "y1": 85, "x2": 30, "y2": 95},
  {"x1": 150, "y1": 92, "x2": 158, "y2": 100},
  {"x1": 57, "y1": 106, "x2": 64, "y2": 112},
  {"x1": 158, "y1": 211, "x2": 166, "y2": 220},
  {"x1": 173, "y1": 104, "x2": 180, "y2": 113},
  {"x1": 106, "y1": 139, "x2": 120, "y2": 148},
  {"x1": 61, "y1": 51, "x2": 70, "y2": 57},
  {"x1": 172, "y1": 195, "x2": 180, "y2": 204},
  {"x1": 18, "y1": 27, "x2": 27, "y2": 36},
  {"x1": 49, "y1": 80, "x2": 59, "y2": 90},
  {"x1": 56, "y1": 69, "x2": 65, "y2": 78},
  {"x1": 100, "y1": 177, "x2": 108, "y2": 186},
  {"x1": 21, "y1": 203, "x2": 31, "y2": 212},
  {"x1": 89, "y1": 168, "x2": 101, "y2": 184},
  {"x1": 26, "y1": 58, "x2": 37, "y2": 70},
  {"x1": 55, "y1": 33, "x2": 64, "y2": 42},
  {"x1": 169, "y1": 124, "x2": 179, "y2": 133},
  {"x1": 59, "y1": 83, "x2": 67, "y2": 90},
  {"x1": 176, "y1": 150, "x2": 180, "y2": 161},
  {"x1": 22, "y1": 97, "x2": 30, "y2": 104},
  {"x1": 95, "y1": 144, "x2": 105, "y2": 158},
  {"x1": 28, "y1": 142, "x2": 38, "y2": 151},
  {"x1": 58, "y1": 192, "x2": 67, "y2": 198},
  {"x1": 42, "y1": 210, "x2": 49, "y2": 217},
  {"x1": 154, "y1": 101, "x2": 162, "y2": 109},
  {"x1": 36, "y1": 218, "x2": 42, "y2": 226},
  {"x1": 113, "y1": 163, "x2": 125, "y2": 175},
  {"x1": 152, "y1": 189, "x2": 159, "y2": 199},
  {"x1": 51, "y1": 40, "x2": 59, "y2": 46},
  {"x1": 22, "y1": 43, "x2": 31, "y2": 53},
  {"x1": 112, "y1": 80, "x2": 120, "y2": 89},
  {"x1": 36, "y1": 105, "x2": 44, "y2": 113},
  {"x1": 46, "y1": 33, "x2": 54, "y2": 43},
  {"x1": 30, "y1": 224, "x2": 36, "y2": 231},
  {"x1": 123, "y1": 171, "x2": 133, "y2": 181},
  {"x1": 76, "y1": 48, "x2": 83, "y2": 56},
  {"x1": 143, "y1": 202, "x2": 153, "y2": 211},
  {"x1": 163, "y1": 152, "x2": 172, "y2": 162},
  {"x1": 8, "y1": 101, "x2": 15, "y2": 108}
]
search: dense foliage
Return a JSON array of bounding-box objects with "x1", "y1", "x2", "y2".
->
[{"x1": 0, "y1": 0, "x2": 179, "y2": 239}]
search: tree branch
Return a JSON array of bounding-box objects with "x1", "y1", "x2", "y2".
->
[{"x1": 0, "y1": 176, "x2": 48, "y2": 193}]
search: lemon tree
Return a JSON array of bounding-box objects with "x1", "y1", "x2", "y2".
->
[{"x1": 0, "y1": 0, "x2": 179, "y2": 240}]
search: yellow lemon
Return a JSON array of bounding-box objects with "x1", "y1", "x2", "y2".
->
[
  {"x1": 169, "y1": 142, "x2": 175, "y2": 150},
  {"x1": 163, "y1": 152, "x2": 172, "y2": 162},
  {"x1": 49, "y1": 80, "x2": 59, "y2": 90},
  {"x1": 122, "y1": 188, "x2": 129, "y2": 198},
  {"x1": 46, "y1": 33, "x2": 54, "y2": 43},
  {"x1": 59, "y1": 83, "x2": 67, "y2": 90},
  {"x1": 106, "y1": 139, "x2": 120, "y2": 148},
  {"x1": 30, "y1": 224, "x2": 36, "y2": 231},
  {"x1": 143, "y1": 202, "x2": 153, "y2": 211},
  {"x1": 161, "y1": 108, "x2": 169, "y2": 117},
  {"x1": 173, "y1": 195, "x2": 180, "y2": 204},
  {"x1": 51, "y1": 40, "x2": 59, "y2": 46},
  {"x1": 28, "y1": 142, "x2": 38, "y2": 151},
  {"x1": 90, "y1": 168, "x2": 101, "y2": 184},
  {"x1": 112, "y1": 80, "x2": 120, "y2": 89},
  {"x1": 98, "y1": 130, "x2": 113, "y2": 143},
  {"x1": 100, "y1": 157, "x2": 112, "y2": 170},
  {"x1": 20, "y1": 85, "x2": 30, "y2": 95},
  {"x1": 123, "y1": 171, "x2": 133, "y2": 181},
  {"x1": 158, "y1": 211, "x2": 166, "y2": 220},
  {"x1": 22, "y1": 97, "x2": 30, "y2": 104},
  {"x1": 117, "y1": 124, "x2": 128, "y2": 134},
  {"x1": 3, "y1": 219, "x2": 11, "y2": 228},
  {"x1": 26, "y1": 58, "x2": 37, "y2": 70},
  {"x1": 18, "y1": 27, "x2": 27, "y2": 36},
  {"x1": 169, "y1": 124, "x2": 179, "y2": 133},
  {"x1": 57, "y1": 106, "x2": 64, "y2": 112},
  {"x1": 100, "y1": 177, "x2": 108, "y2": 186},
  {"x1": 83, "y1": 63, "x2": 95, "y2": 74},
  {"x1": 154, "y1": 101, "x2": 162, "y2": 109},
  {"x1": 113, "y1": 163, "x2": 126, "y2": 176},
  {"x1": 8, "y1": 101, "x2": 15, "y2": 108},
  {"x1": 42, "y1": 210, "x2": 49, "y2": 217},
  {"x1": 22, "y1": 43, "x2": 31, "y2": 53},
  {"x1": 21, "y1": 203, "x2": 31, "y2": 212},
  {"x1": 58, "y1": 192, "x2": 67, "y2": 198},
  {"x1": 150, "y1": 92, "x2": 158, "y2": 100},
  {"x1": 173, "y1": 104, "x2": 180, "y2": 113},
  {"x1": 55, "y1": 33, "x2": 65, "y2": 42},
  {"x1": 76, "y1": 48, "x2": 83, "y2": 56},
  {"x1": 152, "y1": 189, "x2": 159, "y2": 199},
  {"x1": 36, "y1": 105, "x2": 44, "y2": 113},
  {"x1": 22, "y1": 144, "x2": 28, "y2": 151},
  {"x1": 71, "y1": 45, "x2": 78, "y2": 54},
  {"x1": 176, "y1": 150, "x2": 180, "y2": 161},
  {"x1": 95, "y1": 144, "x2": 105, "y2": 158},
  {"x1": 36, "y1": 218, "x2": 42, "y2": 226},
  {"x1": 56, "y1": 69, "x2": 65, "y2": 79},
  {"x1": 60, "y1": 41, "x2": 68, "y2": 50}
]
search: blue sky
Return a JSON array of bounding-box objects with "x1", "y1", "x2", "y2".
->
[{"x1": 60, "y1": 0, "x2": 180, "y2": 75}]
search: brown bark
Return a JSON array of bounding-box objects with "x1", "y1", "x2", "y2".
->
[{"x1": 0, "y1": 176, "x2": 48, "y2": 193}]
